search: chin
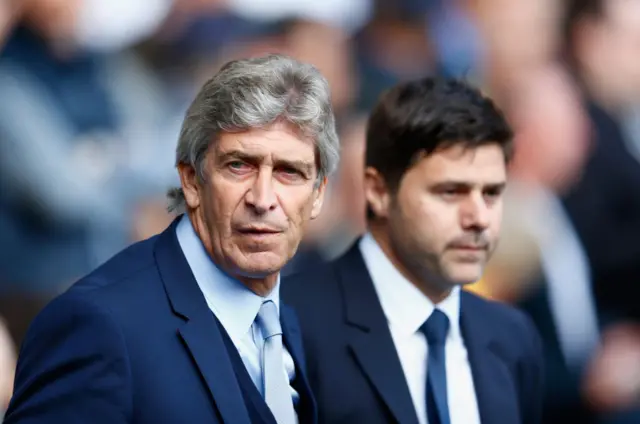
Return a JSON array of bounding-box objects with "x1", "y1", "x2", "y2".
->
[
  {"x1": 233, "y1": 251, "x2": 287, "y2": 278},
  {"x1": 445, "y1": 265, "x2": 484, "y2": 286}
]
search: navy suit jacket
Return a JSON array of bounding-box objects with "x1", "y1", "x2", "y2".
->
[
  {"x1": 281, "y1": 242, "x2": 544, "y2": 424},
  {"x1": 5, "y1": 219, "x2": 316, "y2": 424}
]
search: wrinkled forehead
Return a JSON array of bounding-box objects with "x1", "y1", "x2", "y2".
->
[{"x1": 212, "y1": 124, "x2": 318, "y2": 165}]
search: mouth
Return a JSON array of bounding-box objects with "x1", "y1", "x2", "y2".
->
[
  {"x1": 449, "y1": 245, "x2": 487, "y2": 252},
  {"x1": 236, "y1": 227, "x2": 283, "y2": 236}
]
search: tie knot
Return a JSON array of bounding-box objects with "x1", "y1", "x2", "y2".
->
[
  {"x1": 420, "y1": 309, "x2": 450, "y2": 346},
  {"x1": 257, "y1": 300, "x2": 282, "y2": 340}
]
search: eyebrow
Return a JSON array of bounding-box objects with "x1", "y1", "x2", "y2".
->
[
  {"x1": 217, "y1": 149, "x2": 315, "y2": 176},
  {"x1": 275, "y1": 159, "x2": 315, "y2": 176},
  {"x1": 431, "y1": 180, "x2": 507, "y2": 190},
  {"x1": 216, "y1": 150, "x2": 261, "y2": 164}
]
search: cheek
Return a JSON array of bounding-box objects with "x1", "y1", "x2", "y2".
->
[
  {"x1": 489, "y1": 208, "x2": 504, "y2": 238},
  {"x1": 206, "y1": 180, "x2": 244, "y2": 234},
  {"x1": 392, "y1": 196, "x2": 443, "y2": 250},
  {"x1": 412, "y1": 197, "x2": 458, "y2": 240},
  {"x1": 277, "y1": 190, "x2": 316, "y2": 230}
]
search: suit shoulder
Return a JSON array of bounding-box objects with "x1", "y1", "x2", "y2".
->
[
  {"x1": 16, "y1": 236, "x2": 168, "y2": 367},
  {"x1": 54, "y1": 235, "x2": 169, "y2": 321},
  {"x1": 67, "y1": 236, "x2": 160, "y2": 295},
  {"x1": 463, "y1": 290, "x2": 529, "y2": 321},
  {"x1": 282, "y1": 259, "x2": 340, "y2": 295},
  {"x1": 281, "y1": 258, "x2": 343, "y2": 313},
  {"x1": 7, "y1": 283, "x2": 133, "y2": 422},
  {"x1": 24, "y1": 287, "x2": 123, "y2": 341},
  {"x1": 462, "y1": 291, "x2": 539, "y2": 347}
]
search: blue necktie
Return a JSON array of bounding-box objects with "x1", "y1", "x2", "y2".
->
[
  {"x1": 420, "y1": 309, "x2": 451, "y2": 424},
  {"x1": 256, "y1": 300, "x2": 297, "y2": 424}
]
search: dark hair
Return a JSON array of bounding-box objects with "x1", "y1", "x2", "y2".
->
[{"x1": 364, "y1": 77, "x2": 513, "y2": 219}]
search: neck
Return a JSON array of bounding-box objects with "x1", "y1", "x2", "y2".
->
[
  {"x1": 367, "y1": 222, "x2": 452, "y2": 304},
  {"x1": 237, "y1": 274, "x2": 279, "y2": 297}
]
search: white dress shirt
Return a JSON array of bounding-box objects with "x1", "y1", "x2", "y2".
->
[
  {"x1": 175, "y1": 215, "x2": 298, "y2": 405},
  {"x1": 533, "y1": 189, "x2": 599, "y2": 368},
  {"x1": 359, "y1": 232, "x2": 480, "y2": 424}
]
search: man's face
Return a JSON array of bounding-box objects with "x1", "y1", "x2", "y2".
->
[
  {"x1": 181, "y1": 121, "x2": 326, "y2": 279},
  {"x1": 372, "y1": 144, "x2": 507, "y2": 287},
  {"x1": 584, "y1": 0, "x2": 640, "y2": 102},
  {"x1": 23, "y1": 0, "x2": 81, "y2": 41},
  {"x1": 604, "y1": 0, "x2": 640, "y2": 98}
]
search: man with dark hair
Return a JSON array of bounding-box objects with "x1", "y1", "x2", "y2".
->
[{"x1": 282, "y1": 77, "x2": 544, "y2": 424}]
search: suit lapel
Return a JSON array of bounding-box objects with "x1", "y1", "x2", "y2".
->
[
  {"x1": 280, "y1": 305, "x2": 306, "y2": 372},
  {"x1": 337, "y1": 243, "x2": 420, "y2": 424},
  {"x1": 281, "y1": 304, "x2": 317, "y2": 424},
  {"x1": 460, "y1": 292, "x2": 520, "y2": 424},
  {"x1": 154, "y1": 217, "x2": 251, "y2": 424}
]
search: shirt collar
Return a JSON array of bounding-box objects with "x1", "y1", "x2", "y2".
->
[
  {"x1": 176, "y1": 215, "x2": 280, "y2": 345},
  {"x1": 358, "y1": 232, "x2": 461, "y2": 340}
]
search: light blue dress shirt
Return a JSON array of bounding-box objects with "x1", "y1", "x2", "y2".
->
[{"x1": 175, "y1": 215, "x2": 298, "y2": 403}]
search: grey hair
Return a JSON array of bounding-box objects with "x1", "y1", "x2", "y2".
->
[{"x1": 167, "y1": 54, "x2": 340, "y2": 213}]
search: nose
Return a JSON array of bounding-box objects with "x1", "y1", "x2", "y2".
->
[
  {"x1": 244, "y1": 168, "x2": 278, "y2": 214},
  {"x1": 460, "y1": 193, "x2": 490, "y2": 231}
]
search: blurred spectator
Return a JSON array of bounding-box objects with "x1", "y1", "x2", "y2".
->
[
  {"x1": 562, "y1": 0, "x2": 640, "y2": 327},
  {"x1": 482, "y1": 1, "x2": 640, "y2": 422},
  {"x1": 565, "y1": 0, "x2": 640, "y2": 175},
  {"x1": 334, "y1": 115, "x2": 367, "y2": 237},
  {"x1": 74, "y1": 0, "x2": 173, "y2": 52},
  {"x1": 473, "y1": 0, "x2": 562, "y2": 98},
  {"x1": 281, "y1": 19, "x2": 358, "y2": 116},
  {"x1": 425, "y1": 0, "x2": 484, "y2": 80},
  {"x1": 480, "y1": 64, "x2": 592, "y2": 301},
  {"x1": 0, "y1": 0, "x2": 176, "y2": 296},
  {"x1": 559, "y1": 0, "x2": 640, "y2": 419},
  {"x1": 282, "y1": 115, "x2": 368, "y2": 276},
  {"x1": 353, "y1": 5, "x2": 435, "y2": 112},
  {"x1": 160, "y1": 16, "x2": 358, "y2": 119},
  {"x1": 20, "y1": 0, "x2": 172, "y2": 52},
  {"x1": 227, "y1": 0, "x2": 372, "y2": 34},
  {"x1": 564, "y1": 0, "x2": 640, "y2": 113},
  {"x1": 487, "y1": 64, "x2": 601, "y2": 424}
]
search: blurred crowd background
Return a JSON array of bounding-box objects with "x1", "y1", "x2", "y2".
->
[{"x1": 1, "y1": 0, "x2": 640, "y2": 422}]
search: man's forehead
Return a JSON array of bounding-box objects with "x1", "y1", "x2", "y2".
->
[
  {"x1": 425, "y1": 144, "x2": 504, "y2": 165},
  {"x1": 214, "y1": 133, "x2": 316, "y2": 161},
  {"x1": 414, "y1": 144, "x2": 507, "y2": 181}
]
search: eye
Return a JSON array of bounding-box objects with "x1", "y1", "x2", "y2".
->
[
  {"x1": 483, "y1": 187, "x2": 504, "y2": 200},
  {"x1": 227, "y1": 160, "x2": 251, "y2": 173},
  {"x1": 228, "y1": 161, "x2": 244, "y2": 169},
  {"x1": 439, "y1": 187, "x2": 464, "y2": 200},
  {"x1": 276, "y1": 166, "x2": 304, "y2": 180}
]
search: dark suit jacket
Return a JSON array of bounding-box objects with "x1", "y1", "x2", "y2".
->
[
  {"x1": 518, "y1": 278, "x2": 595, "y2": 424},
  {"x1": 282, "y1": 242, "x2": 544, "y2": 424},
  {"x1": 5, "y1": 219, "x2": 316, "y2": 424},
  {"x1": 562, "y1": 101, "x2": 640, "y2": 323}
]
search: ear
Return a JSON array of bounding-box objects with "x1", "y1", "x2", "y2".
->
[
  {"x1": 363, "y1": 167, "x2": 391, "y2": 219},
  {"x1": 178, "y1": 163, "x2": 201, "y2": 209},
  {"x1": 310, "y1": 176, "x2": 328, "y2": 220}
]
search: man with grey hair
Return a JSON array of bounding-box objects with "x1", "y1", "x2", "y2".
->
[{"x1": 5, "y1": 54, "x2": 338, "y2": 424}]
